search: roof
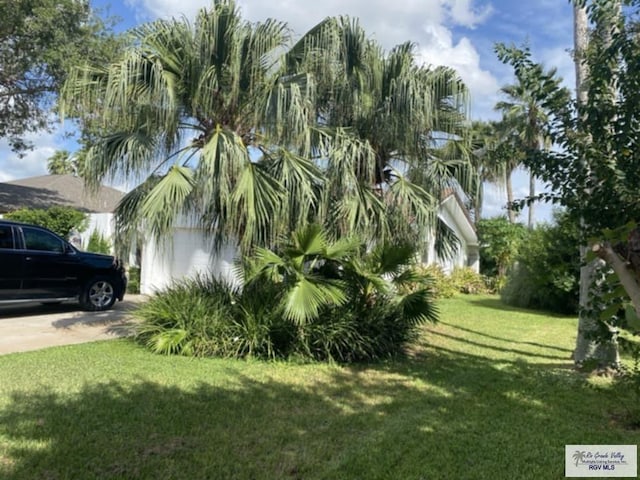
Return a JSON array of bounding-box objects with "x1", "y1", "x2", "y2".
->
[
  {"x1": 0, "y1": 175, "x2": 124, "y2": 214},
  {"x1": 441, "y1": 187, "x2": 476, "y2": 232},
  {"x1": 439, "y1": 193, "x2": 478, "y2": 246}
]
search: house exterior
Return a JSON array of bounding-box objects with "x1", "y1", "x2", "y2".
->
[
  {"x1": 0, "y1": 174, "x2": 124, "y2": 251},
  {"x1": 423, "y1": 190, "x2": 480, "y2": 274},
  {"x1": 139, "y1": 196, "x2": 479, "y2": 295}
]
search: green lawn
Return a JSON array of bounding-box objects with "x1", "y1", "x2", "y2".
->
[{"x1": 0, "y1": 296, "x2": 637, "y2": 479}]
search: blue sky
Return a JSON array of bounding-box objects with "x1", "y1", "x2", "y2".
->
[{"x1": 0, "y1": 0, "x2": 575, "y2": 223}]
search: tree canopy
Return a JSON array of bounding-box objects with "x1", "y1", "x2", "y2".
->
[
  {"x1": 497, "y1": 0, "x2": 640, "y2": 352},
  {"x1": 0, "y1": 0, "x2": 124, "y2": 152},
  {"x1": 61, "y1": 0, "x2": 471, "y2": 255}
]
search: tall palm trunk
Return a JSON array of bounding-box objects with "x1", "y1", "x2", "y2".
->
[
  {"x1": 527, "y1": 170, "x2": 535, "y2": 228},
  {"x1": 506, "y1": 170, "x2": 516, "y2": 223},
  {"x1": 573, "y1": 0, "x2": 620, "y2": 367}
]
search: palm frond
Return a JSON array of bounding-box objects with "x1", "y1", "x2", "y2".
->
[
  {"x1": 284, "y1": 276, "x2": 346, "y2": 325},
  {"x1": 140, "y1": 165, "x2": 195, "y2": 238}
]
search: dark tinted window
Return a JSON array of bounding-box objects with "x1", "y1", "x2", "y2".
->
[
  {"x1": 0, "y1": 226, "x2": 13, "y2": 249},
  {"x1": 22, "y1": 227, "x2": 65, "y2": 253}
]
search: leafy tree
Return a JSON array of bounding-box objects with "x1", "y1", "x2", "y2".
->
[
  {"x1": 496, "y1": 0, "x2": 640, "y2": 366},
  {"x1": 501, "y1": 210, "x2": 581, "y2": 314},
  {"x1": 60, "y1": 1, "x2": 471, "y2": 255},
  {"x1": 5, "y1": 206, "x2": 88, "y2": 238},
  {"x1": 0, "y1": 0, "x2": 124, "y2": 152},
  {"x1": 476, "y1": 216, "x2": 527, "y2": 279}
]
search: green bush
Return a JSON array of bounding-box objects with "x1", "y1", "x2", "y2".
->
[
  {"x1": 418, "y1": 265, "x2": 492, "y2": 298},
  {"x1": 418, "y1": 265, "x2": 457, "y2": 299},
  {"x1": 135, "y1": 276, "x2": 238, "y2": 357},
  {"x1": 126, "y1": 266, "x2": 140, "y2": 294},
  {"x1": 449, "y1": 267, "x2": 491, "y2": 295},
  {"x1": 501, "y1": 211, "x2": 580, "y2": 314},
  {"x1": 5, "y1": 206, "x2": 88, "y2": 238},
  {"x1": 86, "y1": 230, "x2": 111, "y2": 254},
  {"x1": 135, "y1": 225, "x2": 439, "y2": 362},
  {"x1": 477, "y1": 217, "x2": 527, "y2": 279}
]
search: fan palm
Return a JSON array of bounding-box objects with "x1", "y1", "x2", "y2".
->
[
  {"x1": 243, "y1": 223, "x2": 437, "y2": 330},
  {"x1": 61, "y1": 4, "x2": 471, "y2": 256},
  {"x1": 60, "y1": 0, "x2": 317, "y2": 252},
  {"x1": 495, "y1": 67, "x2": 558, "y2": 227},
  {"x1": 286, "y1": 17, "x2": 472, "y2": 253}
]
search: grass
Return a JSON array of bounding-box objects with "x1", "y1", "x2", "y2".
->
[{"x1": 0, "y1": 295, "x2": 638, "y2": 479}]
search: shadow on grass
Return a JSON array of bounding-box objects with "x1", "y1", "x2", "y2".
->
[
  {"x1": 466, "y1": 297, "x2": 573, "y2": 319},
  {"x1": 1, "y1": 346, "x2": 638, "y2": 479},
  {"x1": 438, "y1": 323, "x2": 573, "y2": 354},
  {"x1": 426, "y1": 330, "x2": 569, "y2": 361}
]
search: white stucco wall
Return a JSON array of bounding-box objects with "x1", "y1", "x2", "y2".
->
[
  {"x1": 80, "y1": 213, "x2": 115, "y2": 251},
  {"x1": 140, "y1": 228, "x2": 239, "y2": 295},
  {"x1": 139, "y1": 196, "x2": 479, "y2": 294}
]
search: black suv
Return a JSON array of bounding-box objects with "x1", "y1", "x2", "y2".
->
[{"x1": 0, "y1": 219, "x2": 127, "y2": 311}]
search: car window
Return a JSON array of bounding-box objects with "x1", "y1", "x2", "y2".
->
[
  {"x1": 0, "y1": 226, "x2": 13, "y2": 249},
  {"x1": 22, "y1": 227, "x2": 65, "y2": 253}
]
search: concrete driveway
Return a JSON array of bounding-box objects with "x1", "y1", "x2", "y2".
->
[{"x1": 0, "y1": 295, "x2": 145, "y2": 355}]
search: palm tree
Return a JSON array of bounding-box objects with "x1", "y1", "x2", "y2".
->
[
  {"x1": 286, "y1": 17, "x2": 472, "y2": 251},
  {"x1": 244, "y1": 223, "x2": 437, "y2": 334},
  {"x1": 495, "y1": 68, "x2": 557, "y2": 228},
  {"x1": 468, "y1": 120, "x2": 521, "y2": 225},
  {"x1": 61, "y1": 3, "x2": 471, "y2": 256},
  {"x1": 61, "y1": 0, "x2": 316, "y2": 252},
  {"x1": 47, "y1": 150, "x2": 74, "y2": 175}
]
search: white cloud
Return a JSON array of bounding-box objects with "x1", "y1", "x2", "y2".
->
[
  {"x1": 0, "y1": 130, "x2": 61, "y2": 183},
  {"x1": 416, "y1": 25, "x2": 498, "y2": 114},
  {"x1": 126, "y1": 0, "x2": 499, "y2": 117},
  {"x1": 540, "y1": 45, "x2": 575, "y2": 93},
  {"x1": 448, "y1": 0, "x2": 493, "y2": 27},
  {"x1": 129, "y1": 0, "x2": 493, "y2": 46}
]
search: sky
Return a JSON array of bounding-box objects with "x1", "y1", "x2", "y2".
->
[{"x1": 0, "y1": 0, "x2": 576, "y2": 223}]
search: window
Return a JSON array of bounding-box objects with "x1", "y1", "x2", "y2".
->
[
  {"x1": 22, "y1": 227, "x2": 65, "y2": 253},
  {"x1": 0, "y1": 226, "x2": 13, "y2": 249}
]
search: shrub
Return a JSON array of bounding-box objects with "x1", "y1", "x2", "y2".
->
[
  {"x1": 135, "y1": 225, "x2": 439, "y2": 362},
  {"x1": 135, "y1": 276, "x2": 238, "y2": 357},
  {"x1": 418, "y1": 265, "x2": 492, "y2": 297},
  {"x1": 127, "y1": 266, "x2": 141, "y2": 294},
  {"x1": 501, "y1": 210, "x2": 580, "y2": 314},
  {"x1": 86, "y1": 230, "x2": 111, "y2": 254},
  {"x1": 5, "y1": 206, "x2": 88, "y2": 238},
  {"x1": 419, "y1": 265, "x2": 457, "y2": 299},
  {"x1": 449, "y1": 267, "x2": 491, "y2": 295},
  {"x1": 477, "y1": 217, "x2": 527, "y2": 279}
]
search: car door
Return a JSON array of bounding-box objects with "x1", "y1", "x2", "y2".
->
[
  {"x1": 0, "y1": 224, "x2": 24, "y2": 299},
  {"x1": 19, "y1": 226, "x2": 83, "y2": 298}
]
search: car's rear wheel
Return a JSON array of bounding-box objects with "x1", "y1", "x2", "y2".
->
[{"x1": 80, "y1": 276, "x2": 117, "y2": 311}]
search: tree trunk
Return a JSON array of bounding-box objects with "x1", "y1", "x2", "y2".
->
[
  {"x1": 475, "y1": 182, "x2": 483, "y2": 228},
  {"x1": 506, "y1": 171, "x2": 516, "y2": 223},
  {"x1": 527, "y1": 170, "x2": 535, "y2": 228},
  {"x1": 573, "y1": 0, "x2": 619, "y2": 367}
]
